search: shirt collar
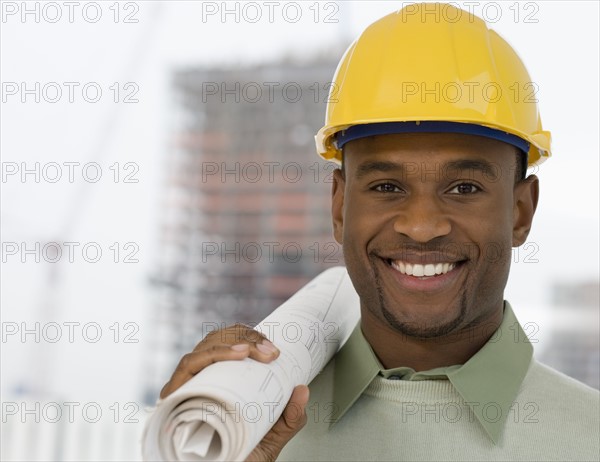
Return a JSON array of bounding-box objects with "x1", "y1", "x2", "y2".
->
[{"x1": 331, "y1": 301, "x2": 533, "y2": 444}]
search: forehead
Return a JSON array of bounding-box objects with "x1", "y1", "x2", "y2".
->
[{"x1": 342, "y1": 132, "x2": 517, "y2": 168}]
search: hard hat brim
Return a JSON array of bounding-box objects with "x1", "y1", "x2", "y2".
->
[{"x1": 335, "y1": 121, "x2": 531, "y2": 154}]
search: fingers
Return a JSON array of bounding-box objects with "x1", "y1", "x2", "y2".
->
[
  {"x1": 279, "y1": 385, "x2": 309, "y2": 434},
  {"x1": 160, "y1": 326, "x2": 281, "y2": 399},
  {"x1": 195, "y1": 324, "x2": 281, "y2": 364},
  {"x1": 160, "y1": 344, "x2": 250, "y2": 398},
  {"x1": 197, "y1": 323, "x2": 268, "y2": 350},
  {"x1": 251, "y1": 339, "x2": 280, "y2": 360},
  {"x1": 246, "y1": 385, "x2": 309, "y2": 462}
]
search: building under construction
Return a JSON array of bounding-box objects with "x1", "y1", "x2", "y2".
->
[{"x1": 145, "y1": 56, "x2": 343, "y2": 402}]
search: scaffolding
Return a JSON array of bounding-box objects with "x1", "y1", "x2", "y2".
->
[{"x1": 144, "y1": 57, "x2": 343, "y2": 402}]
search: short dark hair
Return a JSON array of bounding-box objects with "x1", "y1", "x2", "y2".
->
[{"x1": 515, "y1": 149, "x2": 528, "y2": 182}]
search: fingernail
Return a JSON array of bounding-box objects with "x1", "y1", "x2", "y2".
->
[
  {"x1": 257, "y1": 340, "x2": 278, "y2": 354},
  {"x1": 231, "y1": 343, "x2": 249, "y2": 351}
]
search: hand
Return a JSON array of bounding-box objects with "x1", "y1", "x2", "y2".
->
[
  {"x1": 245, "y1": 384, "x2": 309, "y2": 462},
  {"x1": 160, "y1": 324, "x2": 309, "y2": 462}
]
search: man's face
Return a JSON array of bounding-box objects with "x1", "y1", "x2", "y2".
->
[{"x1": 332, "y1": 132, "x2": 538, "y2": 338}]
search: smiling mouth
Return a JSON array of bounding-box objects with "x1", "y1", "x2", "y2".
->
[{"x1": 386, "y1": 259, "x2": 464, "y2": 278}]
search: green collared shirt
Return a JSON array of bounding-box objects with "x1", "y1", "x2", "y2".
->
[{"x1": 331, "y1": 301, "x2": 533, "y2": 444}]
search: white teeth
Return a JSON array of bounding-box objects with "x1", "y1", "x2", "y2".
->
[{"x1": 390, "y1": 260, "x2": 457, "y2": 277}]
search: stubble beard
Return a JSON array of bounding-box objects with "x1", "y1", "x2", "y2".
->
[{"x1": 372, "y1": 259, "x2": 469, "y2": 339}]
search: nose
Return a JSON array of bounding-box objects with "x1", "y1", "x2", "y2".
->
[{"x1": 392, "y1": 193, "x2": 452, "y2": 243}]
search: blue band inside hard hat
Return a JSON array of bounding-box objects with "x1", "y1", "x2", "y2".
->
[{"x1": 336, "y1": 121, "x2": 530, "y2": 154}]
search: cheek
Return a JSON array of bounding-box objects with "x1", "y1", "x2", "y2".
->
[
  {"x1": 341, "y1": 233, "x2": 382, "y2": 316},
  {"x1": 341, "y1": 212, "x2": 369, "y2": 263},
  {"x1": 340, "y1": 197, "x2": 381, "y2": 283},
  {"x1": 466, "y1": 202, "x2": 514, "y2": 286},
  {"x1": 341, "y1": 194, "x2": 383, "y2": 251}
]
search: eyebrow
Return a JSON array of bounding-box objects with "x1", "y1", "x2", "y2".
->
[
  {"x1": 354, "y1": 161, "x2": 404, "y2": 180},
  {"x1": 444, "y1": 159, "x2": 499, "y2": 179},
  {"x1": 353, "y1": 159, "x2": 499, "y2": 180}
]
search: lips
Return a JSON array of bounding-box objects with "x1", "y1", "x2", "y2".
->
[{"x1": 381, "y1": 255, "x2": 466, "y2": 293}]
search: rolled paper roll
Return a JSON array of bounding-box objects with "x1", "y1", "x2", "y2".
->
[{"x1": 142, "y1": 266, "x2": 360, "y2": 462}]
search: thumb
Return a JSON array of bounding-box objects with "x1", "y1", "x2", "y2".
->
[{"x1": 246, "y1": 385, "x2": 309, "y2": 462}]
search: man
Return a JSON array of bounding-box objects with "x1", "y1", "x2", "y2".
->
[{"x1": 160, "y1": 4, "x2": 599, "y2": 461}]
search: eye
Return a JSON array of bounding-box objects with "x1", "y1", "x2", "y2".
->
[
  {"x1": 448, "y1": 183, "x2": 481, "y2": 194},
  {"x1": 372, "y1": 183, "x2": 403, "y2": 193}
]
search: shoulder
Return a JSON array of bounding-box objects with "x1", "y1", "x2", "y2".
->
[
  {"x1": 519, "y1": 358, "x2": 599, "y2": 425},
  {"x1": 525, "y1": 359, "x2": 599, "y2": 398}
]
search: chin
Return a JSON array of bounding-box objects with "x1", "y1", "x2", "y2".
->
[{"x1": 379, "y1": 295, "x2": 468, "y2": 339}]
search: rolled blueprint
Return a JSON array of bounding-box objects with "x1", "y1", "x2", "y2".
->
[{"x1": 142, "y1": 266, "x2": 360, "y2": 461}]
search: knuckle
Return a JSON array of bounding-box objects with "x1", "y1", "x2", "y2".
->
[
  {"x1": 204, "y1": 329, "x2": 217, "y2": 339},
  {"x1": 200, "y1": 328, "x2": 221, "y2": 343},
  {"x1": 220, "y1": 323, "x2": 263, "y2": 344},
  {"x1": 233, "y1": 323, "x2": 258, "y2": 340},
  {"x1": 178, "y1": 353, "x2": 193, "y2": 369},
  {"x1": 205, "y1": 344, "x2": 223, "y2": 355},
  {"x1": 244, "y1": 330, "x2": 266, "y2": 343},
  {"x1": 258, "y1": 440, "x2": 279, "y2": 461}
]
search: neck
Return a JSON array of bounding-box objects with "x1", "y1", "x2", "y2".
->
[{"x1": 360, "y1": 305, "x2": 504, "y2": 371}]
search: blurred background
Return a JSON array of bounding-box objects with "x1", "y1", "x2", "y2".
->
[{"x1": 1, "y1": 1, "x2": 598, "y2": 460}]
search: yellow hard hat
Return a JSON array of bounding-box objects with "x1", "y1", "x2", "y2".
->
[{"x1": 316, "y1": 3, "x2": 552, "y2": 167}]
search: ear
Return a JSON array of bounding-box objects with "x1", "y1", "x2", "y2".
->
[
  {"x1": 331, "y1": 168, "x2": 346, "y2": 245},
  {"x1": 512, "y1": 174, "x2": 539, "y2": 246}
]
